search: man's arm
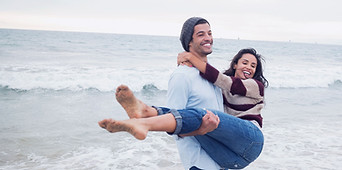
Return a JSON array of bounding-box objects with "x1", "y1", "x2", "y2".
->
[
  {"x1": 168, "y1": 69, "x2": 219, "y2": 136},
  {"x1": 179, "y1": 110, "x2": 220, "y2": 137}
]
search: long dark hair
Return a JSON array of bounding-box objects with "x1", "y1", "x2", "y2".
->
[{"x1": 223, "y1": 48, "x2": 269, "y2": 87}]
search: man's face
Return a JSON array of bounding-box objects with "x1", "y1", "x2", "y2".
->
[{"x1": 189, "y1": 23, "x2": 213, "y2": 56}]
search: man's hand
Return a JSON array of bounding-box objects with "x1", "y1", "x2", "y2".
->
[
  {"x1": 178, "y1": 110, "x2": 220, "y2": 137},
  {"x1": 197, "y1": 110, "x2": 220, "y2": 135}
]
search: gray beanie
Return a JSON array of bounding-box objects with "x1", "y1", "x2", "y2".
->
[{"x1": 180, "y1": 17, "x2": 209, "y2": 52}]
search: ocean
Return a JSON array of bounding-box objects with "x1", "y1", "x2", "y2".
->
[{"x1": 0, "y1": 28, "x2": 342, "y2": 169}]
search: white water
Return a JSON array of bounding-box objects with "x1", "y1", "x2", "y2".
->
[{"x1": 1, "y1": 29, "x2": 342, "y2": 169}]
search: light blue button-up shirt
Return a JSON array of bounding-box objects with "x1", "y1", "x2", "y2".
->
[{"x1": 167, "y1": 66, "x2": 224, "y2": 170}]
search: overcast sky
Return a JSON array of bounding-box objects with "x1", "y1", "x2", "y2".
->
[{"x1": 1, "y1": 0, "x2": 342, "y2": 45}]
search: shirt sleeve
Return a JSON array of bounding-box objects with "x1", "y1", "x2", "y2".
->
[
  {"x1": 200, "y1": 63, "x2": 233, "y2": 93},
  {"x1": 167, "y1": 71, "x2": 190, "y2": 109}
]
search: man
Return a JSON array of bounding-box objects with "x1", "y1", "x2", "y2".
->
[{"x1": 167, "y1": 17, "x2": 224, "y2": 170}]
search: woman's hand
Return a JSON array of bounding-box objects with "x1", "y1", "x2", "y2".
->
[{"x1": 177, "y1": 52, "x2": 193, "y2": 67}]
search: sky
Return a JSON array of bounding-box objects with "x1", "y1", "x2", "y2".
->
[{"x1": 1, "y1": 0, "x2": 342, "y2": 45}]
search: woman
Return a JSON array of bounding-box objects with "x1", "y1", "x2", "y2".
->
[{"x1": 99, "y1": 48, "x2": 268, "y2": 169}]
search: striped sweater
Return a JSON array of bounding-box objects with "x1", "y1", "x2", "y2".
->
[{"x1": 200, "y1": 64, "x2": 264, "y2": 128}]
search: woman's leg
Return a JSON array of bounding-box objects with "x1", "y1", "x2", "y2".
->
[
  {"x1": 98, "y1": 113, "x2": 177, "y2": 140},
  {"x1": 100, "y1": 85, "x2": 202, "y2": 140},
  {"x1": 195, "y1": 135, "x2": 250, "y2": 169},
  {"x1": 152, "y1": 108, "x2": 259, "y2": 168},
  {"x1": 99, "y1": 106, "x2": 262, "y2": 168},
  {"x1": 115, "y1": 85, "x2": 158, "y2": 118},
  {"x1": 112, "y1": 85, "x2": 263, "y2": 168},
  {"x1": 193, "y1": 109, "x2": 264, "y2": 169},
  {"x1": 98, "y1": 107, "x2": 206, "y2": 140}
]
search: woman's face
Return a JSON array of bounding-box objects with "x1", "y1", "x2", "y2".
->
[{"x1": 234, "y1": 53, "x2": 257, "y2": 80}]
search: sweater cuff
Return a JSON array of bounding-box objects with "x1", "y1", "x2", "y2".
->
[{"x1": 200, "y1": 63, "x2": 219, "y2": 84}]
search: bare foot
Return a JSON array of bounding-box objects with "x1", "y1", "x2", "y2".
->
[
  {"x1": 116, "y1": 85, "x2": 157, "y2": 118},
  {"x1": 98, "y1": 118, "x2": 148, "y2": 140}
]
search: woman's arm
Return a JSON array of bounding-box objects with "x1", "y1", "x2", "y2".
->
[
  {"x1": 177, "y1": 52, "x2": 207, "y2": 73},
  {"x1": 178, "y1": 52, "x2": 264, "y2": 98},
  {"x1": 197, "y1": 60, "x2": 264, "y2": 99},
  {"x1": 215, "y1": 73, "x2": 264, "y2": 99}
]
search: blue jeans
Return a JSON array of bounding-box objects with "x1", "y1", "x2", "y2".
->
[{"x1": 154, "y1": 107, "x2": 264, "y2": 169}]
